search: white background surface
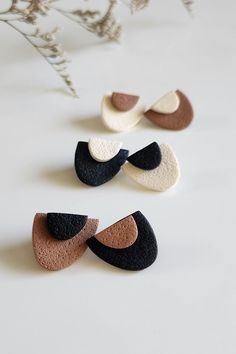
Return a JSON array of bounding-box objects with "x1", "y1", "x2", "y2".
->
[{"x1": 0, "y1": 1, "x2": 235, "y2": 353}]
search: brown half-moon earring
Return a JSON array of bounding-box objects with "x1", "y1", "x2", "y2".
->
[
  {"x1": 144, "y1": 90, "x2": 194, "y2": 130},
  {"x1": 32, "y1": 213, "x2": 99, "y2": 271}
]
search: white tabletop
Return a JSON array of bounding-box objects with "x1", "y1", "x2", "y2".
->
[{"x1": 0, "y1": 1, "x2": 235, "y2": 353}]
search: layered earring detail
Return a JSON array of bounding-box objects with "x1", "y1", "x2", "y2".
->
[
  {"x1": 32, "y1": 211, "x2": 158, "y2": 271},
  {"x1": 74, "y1": 137, "x2": 180, "y2": 191},
  {"x1": 101, "y1": 90, "x2": 193, "y2": 132}
]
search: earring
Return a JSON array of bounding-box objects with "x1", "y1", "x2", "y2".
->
[
  {"x1": 87, "y1": 211, "x2": 158, "y2": 271},
  {"x1": 101, "y1": 92, "x2": 145, "y2": 132},
  {"x1": 122, "y1": 142, "x2": 180, "y2": 191},
  {"x1": 32, "y1": 212, "x2": 99, "y2": 270},
  {"x1": 74, "y1": 137, "x2": 129, "y2": 186},
  {"x1": 144, "y1": 90, "x2": 193, "y2": 130}
]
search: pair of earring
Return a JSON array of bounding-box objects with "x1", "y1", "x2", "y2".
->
[
  {"x1": 32, "y1": 211, "x2": 158, "y2": 271},
  {"x1": 74, "y1": 137, "x2": 180, "y2": 191},
  {"x1": 102, "y1": 90, "x2": 194, "y2": 132}
]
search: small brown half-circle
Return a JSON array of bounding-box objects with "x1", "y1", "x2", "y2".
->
[
  {"x1": 144, "y1": 90, "x2": 193, "y2": 130},
  {"x1": 95, "y1": 215, "x2": 138, "y2": 249},
  {"x1": 111, "y1": 92, "x2": 139, "y2": 112},
  {"x1": 32, "y1": 213, "x2": 98, "y2": 271}
]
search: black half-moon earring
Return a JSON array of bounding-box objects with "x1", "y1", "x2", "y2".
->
[
  {"x1": 86, "y1": 211, "x2": 158, "y2": 271},
  {"x1": 74, "y1": 137, "x2": 129, "y2": 186}
]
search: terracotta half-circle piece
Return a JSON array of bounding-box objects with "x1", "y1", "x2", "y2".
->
[
  {"x1": 127, "y1": 142, "x2": 162, "y2": 170},
  {"x1": 111, "y1": 92, "x2": 140, "y2": 112},
  {"x1": 87, "y1": 211, "x2": 158, "y2": 271},
  {"x1": 32, "y1": 213, "x2": 99, "y2": 271},
  {"x1": 95, "y1": 215, "x2": 138, "y2": 249},
  {"x1": 144, "y1": 90, "x2": 193, "y2": 130},
  {"x1": 122, "y1": 144, "x2": 180, "y2": 192}
]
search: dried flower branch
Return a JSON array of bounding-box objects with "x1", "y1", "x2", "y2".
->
[
  {"x1": 0, "y1": 0, "x2": 194, "y2": 96},
  {"x1": 0, "y1": 0, "x2": 77, "y2": 95},
  {"x1": 182, "y1": 0, "x2": 194, "y2": 13},
  {"x1": 53, "y1": 0, "x2": 122, "y2": 41},
  {"x1": 121, "y1": 0, "x2": 150, "y2": 13}
]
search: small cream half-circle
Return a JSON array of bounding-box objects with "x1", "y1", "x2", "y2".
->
[
  {"x1": 122, "y1": 144, "x2": 180, "y2": 192},
  {"x1": 102, "y1": 95, "x2": 144, "y2": 133},
  {"x1": 88, "y1": 137, "x2": 123, "y2": 162},
  {"x1": 151, "y1": 91, "x2": 180, "y2": 114}
]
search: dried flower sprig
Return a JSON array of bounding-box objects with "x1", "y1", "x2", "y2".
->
[
  {"x1": 182, "y1": 0, "x2": 194, "y2": 13},
  {"x1": 0, "y1": 0, "x2": 77, "y2": 95},
  {"x1": 0, "y1": 0, "x2": 194, "y2": 96},
  {"x1": 53, "y1": 0, "x2": 122, "y2": 42}
]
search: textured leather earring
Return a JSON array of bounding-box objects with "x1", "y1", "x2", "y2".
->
[
  {"x1": 144, "y1": 90, "x2": 194, "y2": 130},
  {"x1": 87, "y1": 211, "x2": 158, "y2": 271},
  {"x1": 32, "y1": 212, "x2": 99, "y2": 270},
  {"x1": 74, "y1": 137, "x2": 129, "y2": 186},
  {"x1": 101, "y1": 92, "x2": 145, "y2": 132},
  {"x1": 122, "y1": 142, "x2": 180, "y2": 191}
]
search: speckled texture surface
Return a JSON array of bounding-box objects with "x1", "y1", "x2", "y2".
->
[
  {"x1": 123, "y1": 144, "x2": 180, "y2": 192},
  {"x1": 95, "y1": 215, "x2": 138, "y2": 249},
  {"x1": 87, "y1": 211, "x2": 158, "y2": 271},
  {"x1": 111, "y1": 92, "x2": 139, "y2": 112},
  {"x1": 88, "y1": 137, "x2": 123, "y2": 162},
  {"x1": 32, "y1": 213, "x2": 99, "y2": 271},
  {"x1": 127, "y1": 142, "x2": 162, "y2": 170},
  {"x1": 74, "y1": 141, "x2": 129, "y2": 186},
  {"x1": 47, "y1": 213, "x2": 88, "y2": 240}
]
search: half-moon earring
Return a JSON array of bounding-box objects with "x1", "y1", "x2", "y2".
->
[
  {"x1": 122, "y1": 142, "x2": 180, "y2": 191},
  {"x1": 101, "y1": 92, "x2": 145, "y2": 132},
  {"x1": 74, "y1": 137, "x2": 129, "y2": 186},
  {"x1": 144, "y1": 90, "x2": 193, "y2": 130},
  {"x1": 32, "y1": 212, "x2": 99, "y2": 270},
  {"x1": 87, "y1": 211, "x2": 158, "y2": 271}
]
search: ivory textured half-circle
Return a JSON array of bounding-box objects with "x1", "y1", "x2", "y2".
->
[
  {"x1": 102, "y1": 95, "x2": 144, "y2": 132},
  {"x1": 127, "y1": 142, "x2": 162, "y2": 170},
  {"x1": 32, "y1": 213, "x2": 99, "y2": 271},
  {"x1": 122, "y1": 144, "x2": 180, "y2": 192},
  {"x1": 88, "y1": 137, "x2": 123, "y2": 162},
  {"x1": 151, "y1": 91, "x2": 180, "y2": 114},
  {"x1": 144, "y1": 90, "x2": 193, "y2": 130},
  {"x1": 95, "y1": 215, "x2": 138, "y2": 249},
  {"x1": 111, "y1": 92, "x2": 139, "y2": 112},
  {"x1": 87, "y1": 211, "x2": 158, "y2": 271}
]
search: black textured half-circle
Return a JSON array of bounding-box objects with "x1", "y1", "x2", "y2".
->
[
  {"x1": 127, "y1": 142, "x2": 162, "y2": 170},
  {"x1": 74, "y1": 142, "x2": 129, "y2": 187},
  {"x1": 47, "y1": 213, "x2": 88, "y2": 240},
  {"x1": 86, "y1": 211, "x2": 158, "y2": 271}
]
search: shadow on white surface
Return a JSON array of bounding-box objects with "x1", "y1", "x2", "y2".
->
[
  {"x1": 0, "y1": 240, "x2": 45, "y2": 275},
  {"x1": 0, "y1": 83, "x2": 72, "y2": 98},
  {"x1": 39, "y1": 166, "x2": 87, "y2": 189},
  {"x1": 0, "y1": 240, "x2": 150, "y2": 276},
  {"x1": 68, "y1": 115, "x2": 109, "y2": 134}
]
